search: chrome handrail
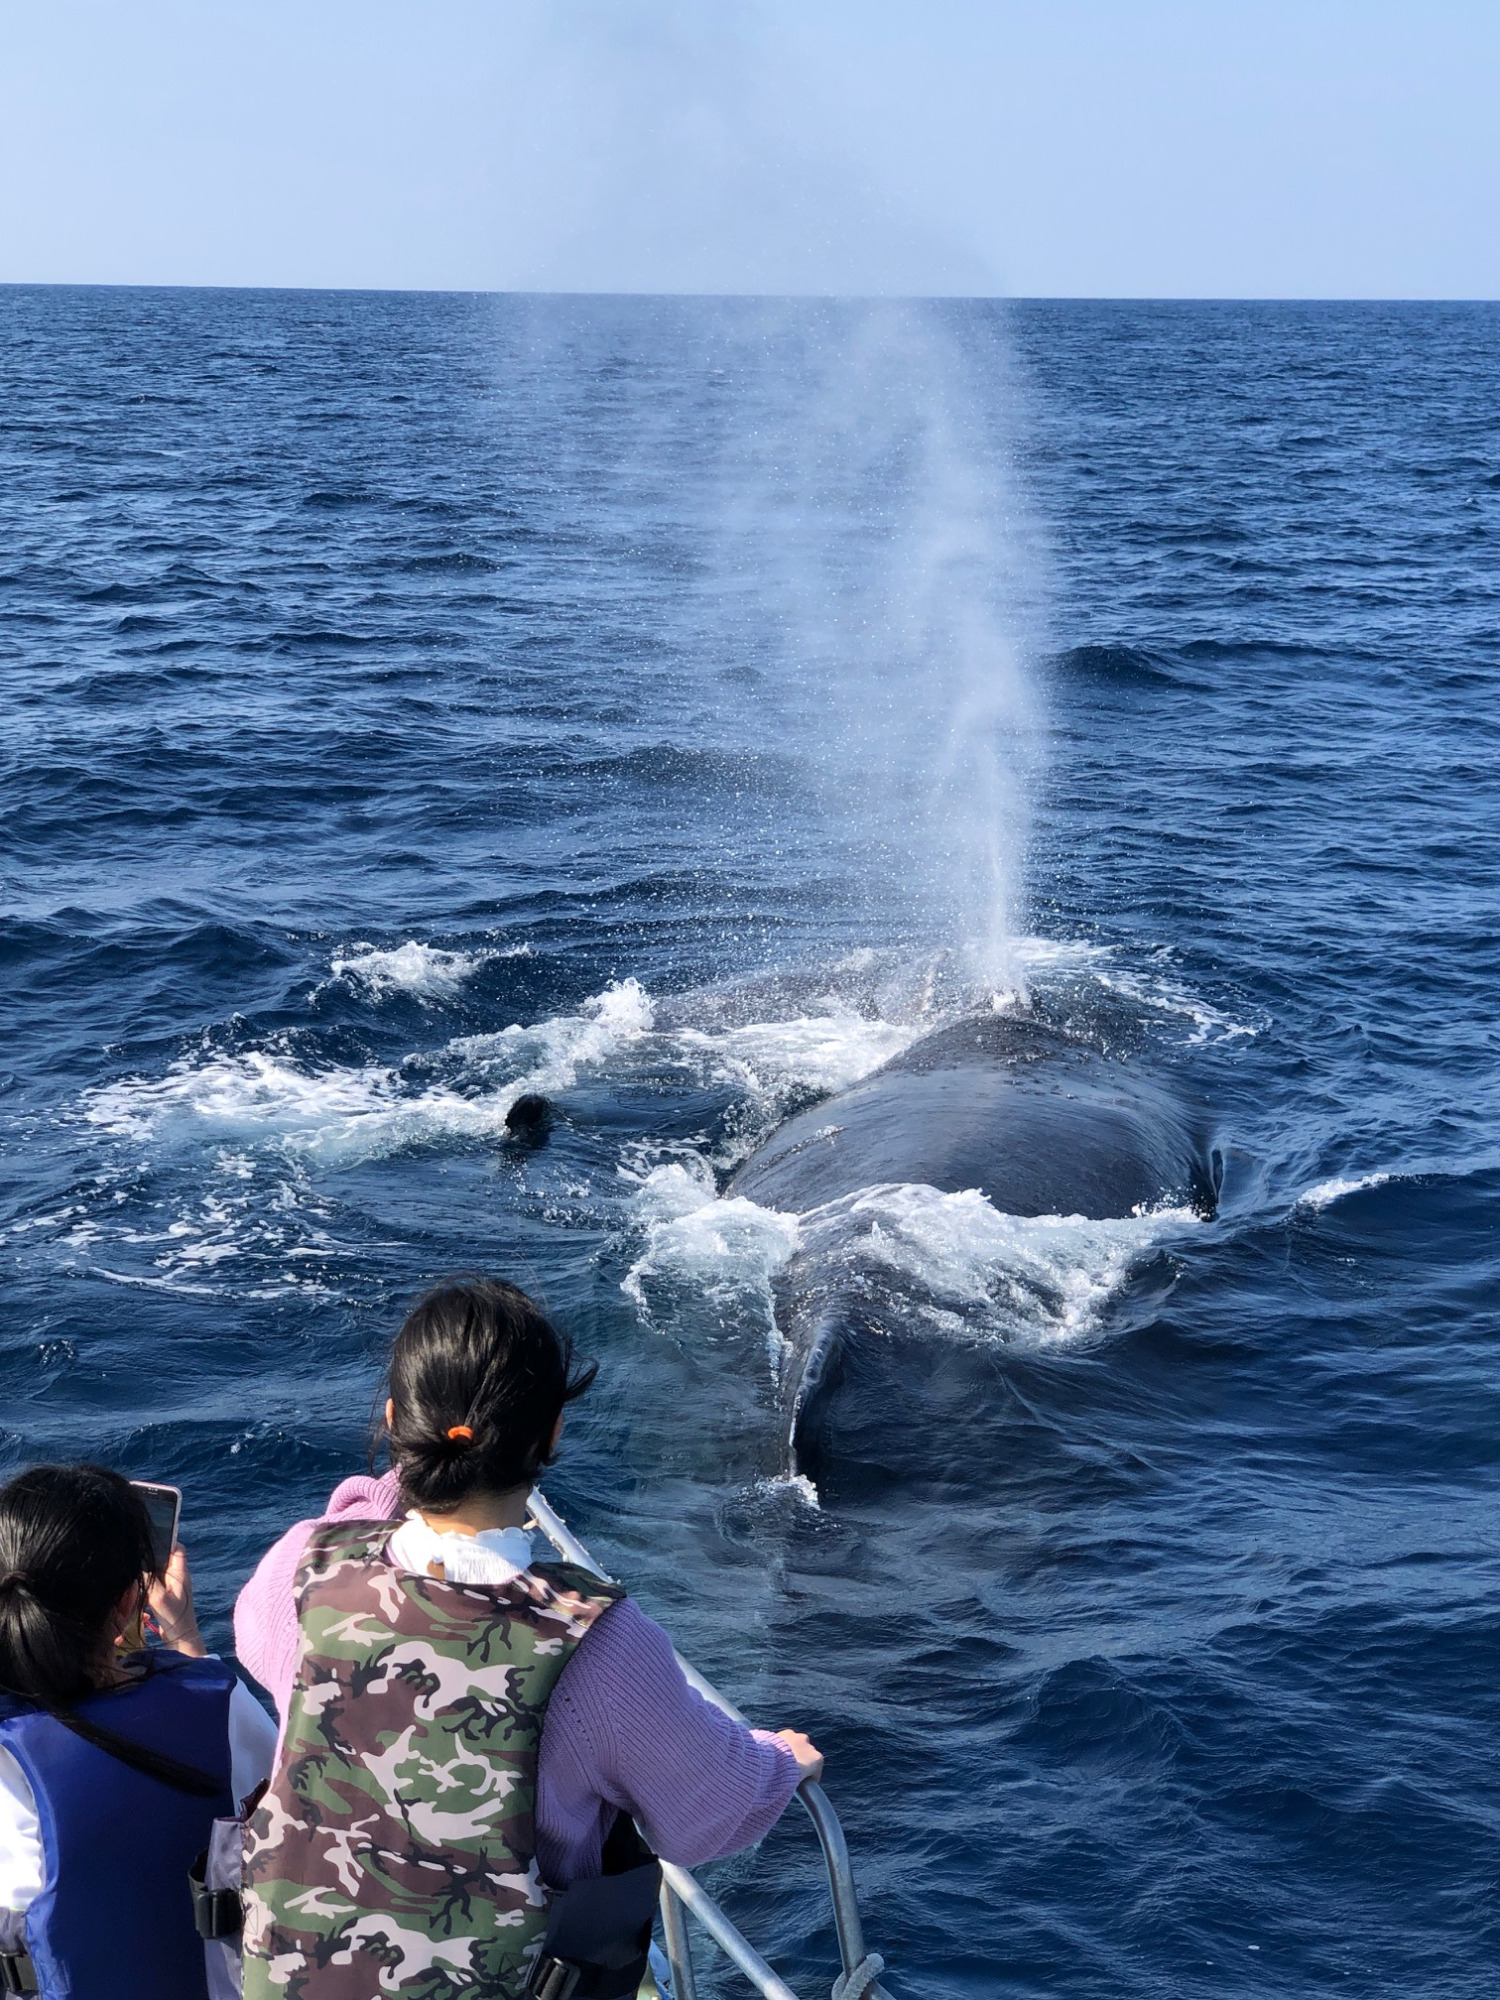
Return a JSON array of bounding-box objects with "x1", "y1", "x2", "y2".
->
[{"x1": 526, "y1": 1489, "x2": 893, "y2": 2000}]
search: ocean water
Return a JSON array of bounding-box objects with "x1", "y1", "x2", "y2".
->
[{"x1": 2, "y1": 287, "x2": 1499, "y2": 1997}]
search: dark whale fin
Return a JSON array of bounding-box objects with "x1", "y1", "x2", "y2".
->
[{"x1": 787, "y1": 1311, "x2": 847, "y2": 1479}]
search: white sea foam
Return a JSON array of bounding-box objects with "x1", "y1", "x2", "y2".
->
[
  {"x1": 1094, "y1": 963, "x2": 1259, "y2": 1045},
  {"x1": 799, "y1": 1183, "x2": 1198, "y2": 1346},
  {"x1": 1002, "y1": 936, "x2": 1258, "y2": 1045},
  {"x1": 675, "y1": 1010, "x2": 920, "y2": 1118},
  {"x1": 621, "y1": 1162, "x2": 801, "y2": 1333},
  {"x1": 1011, "y1": 936, "x2": 1111, "y2": 973},
  {"x1": 1299, "y1": 1171, "x2": 1393, "y2": 1212},
  {"x1": 749, "y1": 1472, "x2": 822, "y2": 1512},
  {"x1": 85, "y1": 1050, "x2": 388, "y2": 1143},
  {"x1": 622, "y1": 1165, "x2": 1196, "y2": 1354},
  {"x1": 81, "y1": 979, "x2": 655, "y2": 1171},
  {"x1": 329, "y1": 939, "x2": 529, "y2": 1001},
  {"x1": 38, "y1": 1147, "x2": 354, "y2": 1299},
  {"x1": 450, "y1": 977, "x2": 655, "y2": 1086},
  {"x1": 669, "y1": 936, "x2": 1255, "y2": 1053}
]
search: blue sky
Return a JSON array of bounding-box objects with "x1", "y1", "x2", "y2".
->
[{"x1": 1, "y1": 1, "x2": 1495, "y2": 297}]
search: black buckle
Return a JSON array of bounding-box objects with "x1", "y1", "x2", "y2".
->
[
  {"x1": 525, "y1": 1957, "x2": 582, "y2": 2000},
  {"x1": 0, "y1": 1949, "x2": 36, "y2": 1996},
  {"x1": 189, "y1": 1849, "x2": 243, "y2": 1940}
]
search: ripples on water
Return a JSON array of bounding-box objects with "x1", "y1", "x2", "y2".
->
[{"x1": 2, "y1": 290, "x2": 1498, "y2": 1997}]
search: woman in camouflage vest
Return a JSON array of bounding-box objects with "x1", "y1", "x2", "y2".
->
[{"x1": 239, "y1": 1279, "x2": 823, "y2": 2000}]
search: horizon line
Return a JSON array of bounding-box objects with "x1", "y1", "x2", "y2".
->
[{"x1": 1, "y1": 280, "x2": 1498, "y2": 306}]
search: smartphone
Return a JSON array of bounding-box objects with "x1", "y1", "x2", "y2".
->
[{"x1": 131, "y1": 1481, "x2": 181, "y2": 1570}]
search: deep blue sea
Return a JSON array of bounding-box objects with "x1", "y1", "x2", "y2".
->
[{"x1": 2, "y1": 289, "x2": 1498, "y2": 1997}]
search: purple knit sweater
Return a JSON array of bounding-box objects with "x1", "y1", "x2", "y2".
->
[{"x1": 232, "y1": 1472, "x2": 801, "y2": 1886}]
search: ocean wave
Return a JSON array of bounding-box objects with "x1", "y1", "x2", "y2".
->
[
  {"x1": 17, "y1": 1148, "x2": 355, "y2": 1301},
  {"x1": 80, "y1": 978, "x2": 654, "y2": 1169},
  {"x1": 801, "y1": 1183, "x2": 1198, "y2": 1346},
  {"x1": 622, "y1": 1161, "x2": 1198, "y2": 1353},
  {"x1": 748, "y1": 1471, "x2": 822, "y2": 1513},
  {"x1": 71, "y1": 935, "x2": 1249, "y2": 1214},
  {"x1": 664, "y1": 937, "x2": 1254, "y2": 1058},
  {"x1": 70, "y1": 948, "x2": 1234, "y2": 1303},
  {"x1": 1299, "y1": 1170, "x2": 1394, "y2": 1211},
  {"x1": 620, "y1": 1161, "x2": 801, "y2": 1327},
  {"x1": 670, "y1": 1012, "x2": 922, "y2": 1167},
  {"x1": 327, "y1": 938, "x2": 531, "y2": 1001},
  {"x1": 1094, "y1": 963, "x2": 1260, "y2": 1045},
  {"x1": 447, "y1": 975, "x2": 655, "y2": 1082},
  {"x1": 1050, "y1": 643, "x2": 1210, "y2": 691}
]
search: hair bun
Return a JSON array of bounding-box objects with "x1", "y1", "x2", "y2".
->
[{"x1": 385, "y1": 1278, "x2": 597, "y2": 1514}]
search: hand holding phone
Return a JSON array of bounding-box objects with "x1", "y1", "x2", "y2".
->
[
  {"x1": 147, "y1": 1546, "x2": 206, "y2": 1658},
  {"x1": 128, "y1": 1481, "x2": 204, "y2": 1656}
]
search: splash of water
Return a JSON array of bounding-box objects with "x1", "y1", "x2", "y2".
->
[
  {"x1": 497, "y1": 8, "x2": 1043, "y2": 991},
  {"x1": 699, "y1": 298, "x2": 1044, "y2": 993}
]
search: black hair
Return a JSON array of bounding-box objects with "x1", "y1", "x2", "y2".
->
[
  {"x1": 0, "y1": 1465, "x2": 159, "y2": 1708},
  {"x1": 385, "y1": 1278, "x2": 596, "y2": 1512}
]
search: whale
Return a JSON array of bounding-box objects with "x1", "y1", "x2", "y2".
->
[{"x1": 726, "y1": 1010, "x2": 1216, "y2": 1474}]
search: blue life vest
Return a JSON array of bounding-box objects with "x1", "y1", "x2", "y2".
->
[{"x1": 0, "y1": 1651, "x2": 236, "y2": 2000}]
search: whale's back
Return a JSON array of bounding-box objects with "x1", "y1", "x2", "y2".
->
[{"x1": 729, "y1": 1017, "x2": 1213, "y2": 1220}]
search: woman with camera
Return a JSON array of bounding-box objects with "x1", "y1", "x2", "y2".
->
[{"x1": 0, "y1": 1463, "x2": 275, "y2": 1999}]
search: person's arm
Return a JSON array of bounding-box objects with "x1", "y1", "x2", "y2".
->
[
  {"x1": 0, "y1": 1749, "x2": 43, "y2": 1916},
  {"x1": 141, "y1": 1544, "x2": 286, "y2": 1807},
  {"x1": 233, "y1": 1470, "x2": 403, "y2": 1719},
  {"x1": 537, "y1": 1597, "x2": 814, "y2": 1881},
  {"x1": 228, "y1": 1679, "x2": 278, "y2": 1809}
]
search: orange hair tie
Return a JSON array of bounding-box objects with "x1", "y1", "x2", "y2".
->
[{"x1": 446, "y1": 1425, "x2": 474, "y2": 1442}]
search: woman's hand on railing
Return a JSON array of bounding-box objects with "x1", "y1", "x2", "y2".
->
[{"x1": 775, "y1": 1729, "x2": 825, "y2": 1785}]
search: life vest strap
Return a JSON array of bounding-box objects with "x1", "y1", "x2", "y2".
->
[
  {"x1": 189, "y1": 1847, "x2": 244, "y2": 1940},
  {"x1": 49, "y1": 1703, "x2": 224, "y2": 1797},
  {"x1": 0, "y1": 1944, "x2": 36, "y2": 1995},
  {"x1": 525, "y1": 1960, "x2": 581, "y2": 2000},
  {"x1": 520, "y1": 1854, "x2": 662, "y2": 2000}
]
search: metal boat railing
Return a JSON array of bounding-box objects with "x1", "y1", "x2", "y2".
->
[{"x1": 527, "y1": 1491, "x2": 894, "y2": 2000}]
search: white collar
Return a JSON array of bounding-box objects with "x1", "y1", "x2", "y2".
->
[{"x1": 386, "y1": 1511, "x2": 535, "y2": 1585}]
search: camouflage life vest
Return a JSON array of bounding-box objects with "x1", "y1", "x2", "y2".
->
[{"x1": 241, "y1": 1519, "x2": 622, "y2": 2000}]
